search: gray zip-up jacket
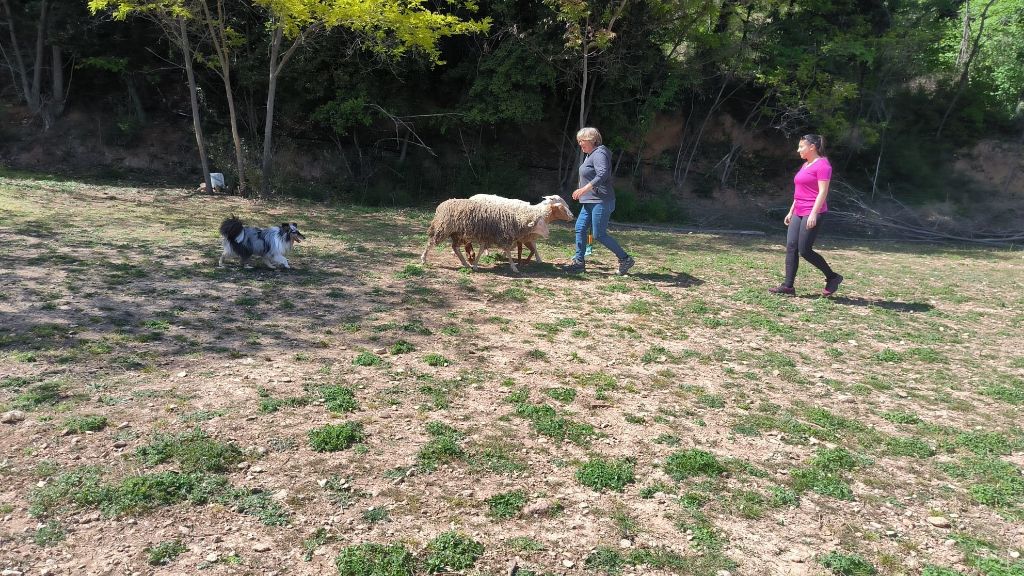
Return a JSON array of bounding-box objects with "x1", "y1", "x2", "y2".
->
[{"x1": 578, "y1": 145, "x2": 613, "y2": 203}]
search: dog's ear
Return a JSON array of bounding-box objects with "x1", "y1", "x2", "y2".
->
[{"x1": 281, "y1": 222, "x2": 289, "y2": 230}]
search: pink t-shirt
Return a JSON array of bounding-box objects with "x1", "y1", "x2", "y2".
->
[{"x1": 793, "y1": 157, "x2": 832, "y2": 216}]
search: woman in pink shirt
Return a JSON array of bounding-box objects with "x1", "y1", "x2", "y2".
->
[{"x1": 769, "y1": 134, "x2": 843, "y2": 296}]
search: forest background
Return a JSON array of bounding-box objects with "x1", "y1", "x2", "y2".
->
[{"x1": 1, "y1": 0, "x2": 1022, "y2": 231}]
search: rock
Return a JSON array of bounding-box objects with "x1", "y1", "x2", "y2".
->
[
  {"x1": 561, "y1": 560, "x2": 575, "y2": 568},
  {"x1": 113, "y1": 441, "x2": 127, "y2": 448},
  {"x1": 926, "y1": 516, "x2": 951, "y2": 528},
  {"x1": 205, "y1": 553, "x2": 220, "y2": 562},
  {"x1": 716, "y1": 571, "x2": 732, "y2": 576},
  {"x1": 1, "y1": 411, "x2": 26, "y2": 424},
  {"x1": 253, "y1": 543, "x2": 271, "y2": 552},
  {"x1": 619, "y1": 539, "x2": 632, "y2": 549},
  {"x1": 2, "y1": 570, "x2": 24, "y2": 576},
  {"x1": 1010, "y1": 550, "x2": 1020, "y2": 559},
  {"x1": 177, "y1": 371, "x2": 187, "y2": 378}
]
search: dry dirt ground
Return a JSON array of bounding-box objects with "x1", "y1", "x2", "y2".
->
[{"x1": 1, "y1": 174, "x2": 1022, "y2": 576}]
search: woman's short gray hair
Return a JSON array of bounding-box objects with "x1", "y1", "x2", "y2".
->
[{"x1": 576, "y1": 127, "x2": 603, "y2": 145}]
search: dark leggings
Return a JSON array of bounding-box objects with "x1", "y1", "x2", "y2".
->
[{"x1": 783, "y1": 213, "x2": 837, "y2": 288}]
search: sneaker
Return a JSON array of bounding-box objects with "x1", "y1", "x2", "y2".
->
[
  {"x1": 617, "y1": 256, "x2": 636, "y2": 276},
  {"x1": 561, "y1": 259, "x2": 586, "y2": 273},
  {"x1": 768, "y1": 285, "x2": 796, "y2": 295},
  {"x1": 822, "y1": 274, "x2": 844, "y2": 296}
]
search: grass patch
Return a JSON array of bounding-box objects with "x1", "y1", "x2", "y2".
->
[
  {"x1": 308, "y1": 423, "x2": 365, "y2": 452},
  {"x1": 486, "y1": 490, "x2": 527, "y2": 519},
  {"x1": 135, "y1": 428, "x2": 244, "y2": 473},
  {"x1": 354, "y1": 352, "x2": 384, "y2": 367},
  {"x1": 335, "y1": 543, "x2": 415, "y2": 576},
  {"x1": 424, "y1": 353, "x2": 451, "y2": 367},
  {"x1": 425, "y1": 531, "x2": 484, "y2": 573},
  {"x1": 64, "y1": 415, "x2": 108, "y2": 433},
  {"x1": 146, "y1": 540, "x2": 187, "y2": 565},
  {"x1": 33, "y1": 520, "x2": 65, "y2": 547},
  {"x1": 576, "y1": 457, "x2": 636, "y2": 492},
  {"x1": 417, "y1": 421, "x2": 465, "y2": 471},
  {"x1": 819, "y1": 551, "x2": 877, "y2": 575},
  {"x1": 664, "y1": 449, "x2": 724, "y2": 480},
  {"x1": 318, "y1": 384, "x2": 358, "y2": 413},
  {"x1": 543, "y1": 387, "x2": 576, "y2": 403}
]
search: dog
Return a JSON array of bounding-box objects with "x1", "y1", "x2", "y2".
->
[{"x1": 218, "y1": 216, "x2": 305, "y2": 269}]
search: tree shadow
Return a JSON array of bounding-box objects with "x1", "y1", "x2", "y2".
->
[{"x1": 629, "y1": 271, "x2": 704, "y2": 288}]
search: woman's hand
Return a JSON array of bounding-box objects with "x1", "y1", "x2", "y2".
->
[
  {"x1": 806, "y1": 213, "x2": 818, "y2": 229},
  {"x1": 784, "y1": 213, "x2": 792, "y2": 226},
  {"x1": 572, "y1": 187, "x2": 587, "y2": 200}
]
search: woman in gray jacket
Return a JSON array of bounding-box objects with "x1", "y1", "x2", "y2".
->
[{"x1": 561, "y1": 127, "x2": 635, "y2": 275}]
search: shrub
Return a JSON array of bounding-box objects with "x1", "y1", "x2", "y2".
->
[
  {"x1": 486, "y1": 490, "x2": 527, "y2": 519},
  {"x1": 64, "y1": 415, "x2": 108, "y2": 433},
  {"x1": 146, "y1": 540, "x2": 187, "y2": 565},
  {"x1": 819, "y1": 551, "x2": 877, "y2": 575}
]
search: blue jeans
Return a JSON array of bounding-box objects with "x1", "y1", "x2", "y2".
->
[{"x1": 574, "y1": 199, "x2": 628, "y2": 262}]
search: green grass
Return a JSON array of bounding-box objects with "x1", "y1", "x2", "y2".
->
[
  {"x1": 423, "y1": 353, "x2": 451, "y2": 367},
  {"x1": 335, "y1": 543, "x2": 415, "y2": 576},
  {"x1": 33, "y1": 520, "x2": 66, "y2": 547},
  {"x1": 819, "y1": 551, "x2": 877, "y2": 575},
  {"x1": 354, "y1": 352, "x2": 384, "y2": 366},
  {"x1": 486, "y1": 490, "x2": 528, "y2": 519},
  {"x1": 64, "y1": 415, "x2": 108, "y2": 433},
  {"x1": 575, "y1": 457, "x2": 636, "y2": 492},
  {"x1": 308, "y1": 423, "x2": 366, "y2": 452},
  {"x1": 664, "y1": 449, "x2": 724, "y2": 480},
  {"x1": 319, "y1": 384, "x2": 358, "y2": 412},
  {"x1": 417, "y1": 422, "x2": 465, "y2": 471},
  {"x1": 146, "y1": 540, "x2": 187, "y2": 565},
  {"x1": 425, "y1": 531, "x2": 484, "y2": 573},
  {"x1": 543, "y1": 387, "x2": 576, "y2": 403},
  {"x1": 135, "y1": 428, "x2": 244, "y2": 473}
]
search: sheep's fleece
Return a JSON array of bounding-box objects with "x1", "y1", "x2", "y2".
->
[{"x1": 421, "y1": 196, "x2": 569, "y2": 272}]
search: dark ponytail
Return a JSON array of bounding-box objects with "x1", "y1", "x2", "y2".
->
[{"x1": 802, "y1": 134, "x2": 826, "y2": 156}]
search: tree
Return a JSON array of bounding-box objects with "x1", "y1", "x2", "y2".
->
[
  {"x1": 1, "y1": 0, "x2": 69, "y2": 127},
  {"x1": 252, "y1": 0, "x2": 490, "y2": 194},
  {"x1": 88, "y1": 0, "x2": 214, "y2": 192}
]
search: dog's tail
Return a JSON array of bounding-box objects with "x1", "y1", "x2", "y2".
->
[{"x1": 220, "y1": 216, "x2": 253, "y2": 259}]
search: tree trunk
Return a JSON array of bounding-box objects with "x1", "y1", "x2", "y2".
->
[
  {"x1": 937, "y1": 0, "x2": 997, "y2": 138},
  {"x1": 956, "y1": 0, "x2": 971, "y2": 70},
  {"x1": 202, "y1": 0, "x2": 246, "y2": 195},
  {"x1": 179, "y1": 17, "x2": 212, "y2": 193},
  {"x1": 29, "y1": 0, "x2": 46, "y2": 110},
  {"x1": 578, "y1": 17, "x2": 588, "y2": 132},
  {"x1": 49, "y1": 44, "x2": 65, "y2": 118},
  {"x1": 1, "y1": 0, "x2": 30, "y2": 103},
  {"x1": 261, "y1": 26, "x2": 283, "y2": 195}
]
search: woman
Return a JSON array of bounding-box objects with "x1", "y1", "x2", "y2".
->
[
  {"x1": 561, "y1": 127, "x2": 636, "y2": 275},
  {"x1": 769, "y1": 134, "x2": 843, "y2": 296}
]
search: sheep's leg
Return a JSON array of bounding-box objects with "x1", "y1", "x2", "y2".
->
[
  {"x1": 516, "y1": 242, "x2": 523, "y2": 264},
  {"x1": 464, "y1": 242, "x2": 476, "y2": 264},
  {"x1": 527, "y1": 242, "x2": 541, "y2": 263},
  {"x1": 451, "y1": 239, "x2": 473, "y2": 269},
  {"x1": 505, "y1": 248, "x2": 519, "y2": 274},
  {"x1": 421, "y1": 239, "x2": 435, "y2": 264}
]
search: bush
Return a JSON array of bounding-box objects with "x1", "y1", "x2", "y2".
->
[{"x1": 486, "y1": 490, "x2": 528, "y2": 519}]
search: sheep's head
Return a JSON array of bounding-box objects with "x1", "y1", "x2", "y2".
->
[{"x1": 541, "y1": 195, "x2": 574, "y2": 222}]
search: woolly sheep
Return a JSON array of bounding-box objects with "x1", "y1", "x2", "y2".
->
[
  {"x1": 420, "y1": 195, "x2": 573, "y2": 274},
  {"x1": 465, "y1": 194, "x2": 574, "y2": 264}
]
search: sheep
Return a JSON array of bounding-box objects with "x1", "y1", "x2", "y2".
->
[
  {"x1": 420, "y1": 195, "x2": 574, "y2": 274},
  {"x1": 464, "y1": 194, "x2": 574, "y2": 265}
]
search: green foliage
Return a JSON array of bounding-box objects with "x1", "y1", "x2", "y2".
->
[
  {"x1": 308, "y1": 423, "x2": 365, "y2": 452},
  {"x1": 664, "y1": 449, "x2": 724, "y2": 480},
  {"x1": 64, "y1": 415, "x2": 108, "y2": 433},
  {"x1": 335, "y1": 543, "x2": 415, "y2": 576},
  {"x1": 135, "y1": 428, "x2": 243, "y2": 473},
  {"x1": 423, "y1": 353, "x2": 450, "y2": 367},
  {"x1": 14, "y1": 381, "x2": 62, "y2": 409},
  {"x1": 575, "y1": 457, "x2": 636, "y2": 492},
  {"x1": 543, "y1": 387, "x2": 576, "y2": 403},
  {"x1": 819, "y1": 551, "x2": 877, "y2": 575},
  {"x1": 486, "y1": 490, "x2": 527, "y2": 519},
  {"x1": 425, "y1": 531, "x2": 484, "y2": 573},
  {"x1": 319, "y1": 385, "x2": 358, "y2": 413},
  {"x1": 33, "y1": 520, "x2": 66, "y2": 547},
  {"x1": 354, "y1": 352, "x2": 384, "y2": 367},
  {"x1": 146, "y1": 540, "x2": 187, "y2": 565},
  {"x1": 921, "y1": 567, "x2": 966, "y2": 576},
  {"x1": 417, "y1": 421, "x2": 465, "y2": 471}
]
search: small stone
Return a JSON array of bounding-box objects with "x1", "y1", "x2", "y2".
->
[
  {"x1": 619, "y1": 539, "x2": 631, "y2": 549},
  {"x1": 113, "y1": 441, "x2": 127, "y2": 448},
  {"x1": 1010, "y1": 550, "x2": 1020, "y2": 559},
  {"x1": 1, "y1": 410, "x2": 26, "y2": 424},
  {"x1": 250, "y1": 466, "x2": 264, "y2": 473},
  {"x1": 926, "y1": 516, "x2": 951, "y2": 528},
  {"x1": 561, "y1": 560, "x2": 575, "y2": 568},
  {"x1": 253, "y1": 543, "x2": 271, "y2": 552},
  {"x1": 205, "y1": 553, "x2": 220, "y2": 562},
  {"x1": 716, "y1": 571, "x2": 732, "y2": 576},
  {"x1": 177, "y1": 371, "x2": 187, "y2": 378},
  {"x1": 3, "y1": 570, "x2": 24, "y2": 576}
]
